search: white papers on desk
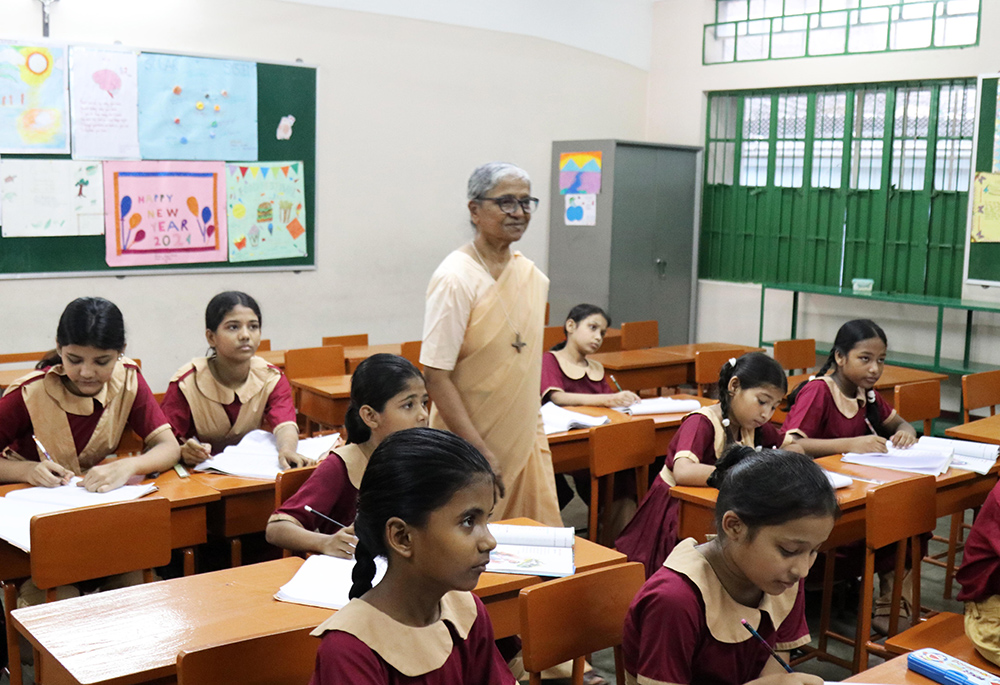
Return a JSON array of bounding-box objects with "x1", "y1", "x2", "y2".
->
[
  {"x1": 275, "y1": 554, "x2": 387, "y2": 610},
  {"x1": 193, "y1": 430, "x2": 340, "y2": 480},
  {"x1": 842, "y1": 445, "x2": 953, "y2": 476},
  {"x1": 822, "y1": 470, "x2": 853, "y2": 489},
  {"x1": 540, "y1": 403, "x2": 609, "y2": 435},
  {"x1": 0, "y1": 478, "x2": 158, "y2": 552},
  {"x1": 615, "y1": 397, "x2": 703, "y2": 416},
  {"x1": 486, "y1": 524, "x2": 575, "y2": 578},
  {"x1": 916, "y1": 436, "x2": 997, "y2": 475}
]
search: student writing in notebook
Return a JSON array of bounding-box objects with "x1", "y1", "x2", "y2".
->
[
  {"x1": 616, "y1": 353, "x2": 791, "y2": 577},
  {"x1": 955, "y1": 480, "x2": 1000, "y2": 667},
  {"x1": 0, "y1": 297, "x2": 179, "y2": 493},
  {"x1": 266, "y1": 354, "x2": 428, "y2": 558},
  {"x1": 309, "y1": 427, "x2": 514, "y2": 684},
  {"x1": 623, "y1": 446, "x2": 838, "y2": 685},
  {"x1": 160, "y1": 291, "x2": 306, "y2": 469}
]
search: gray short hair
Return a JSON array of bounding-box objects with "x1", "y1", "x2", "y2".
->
[{"x1": 467, "y1": 162, "x2": 531, "y2": 200}]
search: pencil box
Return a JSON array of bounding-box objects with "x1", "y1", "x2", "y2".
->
[{"x1": 906, "y1": 648, "x2": 1000, "y2": 685}]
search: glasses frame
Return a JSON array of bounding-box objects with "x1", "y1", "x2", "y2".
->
[{"x1": 476, "y1": 195, "x2": 540, "y2": 215}]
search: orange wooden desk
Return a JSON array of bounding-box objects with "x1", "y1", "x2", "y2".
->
[
  {"x1": 191, "y1": 473, "x2": 277, "y2": 567},
  {"x1": 787, "y1": 365, "x2": 947, "y2": 407},
  {"x1": 290, "y1": 374, "x2": 352, "y2": 429},
  {"x1": 587, "y1": 348, "x2": 691, "y2": 391},
  {"x1": 0, "y1": 367, "x2": 30, "y2": 391},
  {"x1": 546, "y1": 396, "x2": 716, "y2": 473},
  {"x1": 256, "y1": 348, "x2": 285, "y2": 368},
  {"x1": 11, "y1": 519, "x2": 624, "y2": 685},
  {"x1": 259, "y1": 345, "x2": 406, "y2": 374},
  {"x1": 842, "y1": 656, "x2": 929, "y2": 684},
  {"x1": 884, "y1": 612, "x2": 1000, "y2": 675},
  {"x1": 672, "y1": 455, "x2": 998, "y2": 550},
  {"x1": 946, "y1": 413, "x2": 1000, "y2": 445}
]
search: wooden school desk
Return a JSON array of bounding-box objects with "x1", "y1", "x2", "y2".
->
[
  {"x1": 546, "y1": 395, "x2": 716, "y2": 472},
  {"x1": 786, "y1": 365, "x2": 948, "y2": 407},
  {"x1": 884, "y1": 612, "x2": 1000, "y2": 675},
  {"x1": 11, "y1": 518, "x2": 625, "y2": 685},
  {"x1": 256, "y1": 348, "x2": 285, "y2": 368},
  {"x1": 258, "y1": 344, "x2": 406, "y2": 373},
  {"x1": 290, "y1": 374, "x2": 352, "y2": 432},
  {"x1": 671, "y1": 455, "x2": 999, "y2": 550},
  {"x1": 0, "y1": 367, "x2": 29, "y2": 390},
  {"x1": 841, "y1": 656, "x2": 929, "y2": 684},
  {"x1": 589, "y1": 342, "x2": 763, "y2": 392},
  {"x1": 190, "y1": 472, "x2": 277, "y2": 567},
  {"x1": 946, "y1": 413, "x2": 1000, "y2": 445}
]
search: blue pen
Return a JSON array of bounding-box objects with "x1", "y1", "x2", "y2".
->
[{"x1": 741, "y1": 618, "x2": 794, "y2": 674}]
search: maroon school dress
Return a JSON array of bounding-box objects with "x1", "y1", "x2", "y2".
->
[
  {"x1": 268, "y1": 443, "x2": 370, "y2": 535},
  {"x1": 623, "y1": 539, "x2": 810, "y2": 685},
  {"x1": 309, "y1": 591, "x2": 515, "y2": 685},
  {"x1": 779, "y1": 376, "x2": 896, "y2": 446},
  {"x1": 615, "y1": 405, "x2": 782, "y2": 578},
  {"x1": 956, "y1": 481, "x2": 1000, "y2": 603},
  {"x1": 540, "y1": 352, "x2": 613, "y2": 401}
]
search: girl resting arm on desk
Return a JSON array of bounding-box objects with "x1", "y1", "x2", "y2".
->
[
  {"x1": 622, "y1": 446, "x2": 839, "y2": 685},
  {"x1": 616, "y1": 352, "x2": 794, "y2": 578},
  {"x1": 309, "y1": 428, "x2": 514, "y2": 685},
  {"x1": 780, "y1": 318, "x2": 916, "y2": 457},
  {"x1": 541, "y1": 304, "x2": 639, "y2": 408},
  {"x1": 0, "y1": 297, "x2": 179, "y2": 492},
  {"x1": 160, "y1": 291, "x2": 305, "y2": 469},
  {"x1": 266, "y1": 354, "x2": 428, "y2": 558}
]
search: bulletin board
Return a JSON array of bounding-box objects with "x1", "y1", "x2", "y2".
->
[
  {"x1": 0, "y1": 47, "x2": 317, "y2": 279},
  {"x1": 965, "y1": 75, "x2": 1000, "y2": 284}
]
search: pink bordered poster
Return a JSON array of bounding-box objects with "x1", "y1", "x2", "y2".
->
[{"x1": 103, "y1": 161, "x2": 228, "y2": 267}]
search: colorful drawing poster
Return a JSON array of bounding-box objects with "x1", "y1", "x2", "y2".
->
[
  {"x1": 971, "y1": 172, "x2": 1000, "y2": 243},
  {"x1": 137, "y1": 54, "x2": 257, "y2": 161},
  {"x1": 103, "y1": 161, "x2": 228, "y2": 267},
  {"x1": 559, "y1": 151, "x2": 602, "y2": 194},
  {"x1": 564, "y1": 194, "x2": 597, "y2": 226},
  {"x1": 0, "y1": 159, "x2": 104, "y2": 237},
  {"x1": 69, "y1": 46, "x2": 140, "y2": 159},
  {"x1": 0, "y1": 42, "x2": 70, "y2": 154},
  {"x1": 227, "y1": 161, "x2": 307, "y2": 262}
]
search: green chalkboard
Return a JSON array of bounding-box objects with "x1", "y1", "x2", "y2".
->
[
  {"x1": 968, "y1": 76, "x2": 1000, "y2": 283},
  {"x1": 0, "y1": 58, "x2": 316, "y2": 277}
]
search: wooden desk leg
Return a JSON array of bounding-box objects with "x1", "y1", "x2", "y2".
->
[
  {"x1": 3, "y1": 582, "x2": 21, "y2": 685},
  {"x1": 183, "y1": 547, "x2": 195, "y2": 576},
  {"x1": 818, "y1": 551, "x2": 836, "y2": 655},
  {"x1": 231, "y1": 537, "x2": 242, "y2": 567}
]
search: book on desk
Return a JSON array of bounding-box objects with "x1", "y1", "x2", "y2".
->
[{"x1": 194, "y1": 430, "x2": 340, "y2": 480}]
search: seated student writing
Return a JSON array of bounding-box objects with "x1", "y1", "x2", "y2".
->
[
  {"x1": 161, "y1": 291, "x2": 307, "y2": 469},
  {"x1": 266, "y1": 354, "x2": 429, "y2": 558},
  {"x1": 616, "y1": 352, "x2": 791, "y2": 578},
  {"x1": 0, "y1": 297, "x2": 179, "y2": 493},
  {"x1": 309, "y1": 427, "x2": 515, "y2": 685},
  {"x1": 623, "y1": 446, "x2": 838, "y2": 685},
  {"x1": 780, "y1": 318, "x2": 916, "y2": 456},
  {"x1": 541, "y1": 304, "x2": 639, "y2": 408},
  {"x1": 955, "y1": 480, "x2": 1000, "y2": 668}
]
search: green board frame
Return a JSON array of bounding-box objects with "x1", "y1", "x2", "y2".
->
[
  {"x1": 967, "y1": 75, "x2": 999, "y2": 283},
  {"x1": 0, "y1": 56, "x2": 317, "y2": 278}
]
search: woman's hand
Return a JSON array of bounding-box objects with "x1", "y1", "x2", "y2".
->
[
  {"x1": 849, "y1": 435, "x2": 888, "y2": 454},
  {"x1": 604, "y1": 391, "x2": 641, "y2": 408},
  {"x1": 890, "y1": 429, "x2": 918, "y2": 448},
  {"x1": 279, "y1": 451, "x2": 314, "y2": 470},
  {"x1": 181, "y1": 439, "x2": 212, "y2": 465},
  {"x1": 81, "y1": 459, "x2": 135, "y2": 493},
  {"x1": 319, "y1": 525, "x2": 358, "y2": 558},
  {"x1": 27, "y1": 461, "x2": 74, "y2": 487}
]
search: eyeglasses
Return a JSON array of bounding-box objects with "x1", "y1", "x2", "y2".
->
[{"x1": 477, "y1": 195, "x2": 540, "y2": 215}]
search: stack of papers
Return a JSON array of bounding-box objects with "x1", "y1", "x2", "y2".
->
[
  {"x1": 0, "y1": 478, "x2": 158, "y2": 552},
  {"x1": 275, "y1": 554, "x2": 387, "y2": 610},
  {"x1": 614, "y1": 397, "x2": 703, "y2": 416},
  {"x1": 486, "y1": 524, "x2": 576, "y2": 578},
  {"x1": 916, "y1": 436, "x2": 997, "y2": 475},
  {"x1": 842, "y1": 444, "x2": 953, "y2": 476},
  {"x1": 194, "y1": 430, "x2": 340, "y2": 480},
  {"x1": 822, "y1": 470, "x2": 853, "y2": 489},
  {"x1": 540, "y1": 402, "x2": 609, "y2": 435}
]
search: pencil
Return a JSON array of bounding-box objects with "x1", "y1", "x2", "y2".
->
[
  {"x1": 304, "y1": 505, "x2": 347, "y2": 530},
  {"x1": 740, "y1": 618, "x2": 794, "y2": 674},
  {"x1": 609, "y1": 374, "x2": 624, "y2": 392}
]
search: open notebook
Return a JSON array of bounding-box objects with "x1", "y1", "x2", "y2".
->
[
  {"x1": 0, "y1": 478, "x2": 158, "y2": 552},
  {"x1": 540, "y1": 402, "x2": 609, "y2": 435},
  {"x1": 843, "y1": 435, "x2": 999, "y2": 476},
  {"x1": 194, "y1": 430, "x2": 340, "y2": 480},
  {"x1": 275, "y1": 554, "x2": 388, "y2": 610},
  {"x1": 486, "y1": 524, "x2": 576, "y2": 578},
  {"x1": 614, "y1": 397, "x2": 703, "y2": 416}
]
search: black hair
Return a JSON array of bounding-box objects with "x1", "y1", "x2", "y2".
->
[
  {"x1": 344, "y1": 354, "x2": 425, "y2": 444},
  {"x1": 349, "y1": 427, "x2": 496, "y2": 599},
  {"x1": 786, "y1": 319, "x2": 890, "y2": 437},
  {"x1": 551, "y1": 303, "x2": 611, "y2": 351},
  {"x1": 707, "y1": 445, "x2": 840, "y2": 536},
  {"x1": 717, "y1": 352, "x2": 787, "y2": 438},
  {"x1": 205, "y1": 291, "x2": 262, "y2": 331},
  {"x1": 38, "y1": 297, "x2": 126, "y2": 369}
]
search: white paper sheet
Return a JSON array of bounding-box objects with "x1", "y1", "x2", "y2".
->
[
  {"x1": 194, "y1": 430, "x2": 339, "y2": 480},
  {"x1": 615, "y1": 397, "x2": 703, "y2": 416},
  {"x1": 0, "y1": 158, "x2": 104, "y2": 237},
  {"x1": 540, "y1": 402, "x2": 610, "y2": 435},
  {"x1": 275, "y1": 554, "x2": 387, "y2": 610},
  {"x1": 69, "y1": 46, "x2": 140, "y2": 159}
]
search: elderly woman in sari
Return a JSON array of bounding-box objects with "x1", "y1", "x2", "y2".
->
[{"x1": 420, "y1": 162, "x2": 561, "y2": 527}]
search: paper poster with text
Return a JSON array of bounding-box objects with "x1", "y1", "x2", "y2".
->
[
  {"x1": 104, "y1": 161, "x2": 228, "y2": 267},
  {"x1": 69, "y1": 46, "x2": 140, "y2": 159}
]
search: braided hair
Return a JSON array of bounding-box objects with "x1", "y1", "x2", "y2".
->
[
  {"x1": 343, "y1": 354, "x2": 424, "y2": 444},
  {"x1": 716, "y1": 352, "x2": 787, "y2": 441},
  {"x1": 785, "y1": 319, "x2": 890, "y2": 437},
  {"x1": 551, "y1": 304, "x2": 611, "y2": 351},
  {"x1": 707, "y1": 445, "x2": 840, "y2": 536},
  {"x1": 349, "y1": 427, "x2": 496, "y2": 599}
]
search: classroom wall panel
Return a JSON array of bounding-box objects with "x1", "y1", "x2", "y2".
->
[{"x1": 0, "y1": 0, "x2": 648, "y2": 389}]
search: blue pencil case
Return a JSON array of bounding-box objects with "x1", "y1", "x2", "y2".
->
[{"x1": 906, "y1": 648, "x2": 1000, "y2": 685}]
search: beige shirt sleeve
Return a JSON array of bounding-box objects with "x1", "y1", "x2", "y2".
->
[{"x1": 420, "y1": 252, "x2": 486, "y2": 371}]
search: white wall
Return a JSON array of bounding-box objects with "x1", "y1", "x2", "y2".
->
[
  {"x1": 653, "y1": 1, "x2": 1000, "y2": 411},
  {"x1": 0, "y1": 0, "x2": 648, "y2": 390}
]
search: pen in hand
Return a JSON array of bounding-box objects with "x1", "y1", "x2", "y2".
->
[
  {"x1": 31, "y1": 434, "x2": 72, "y2": 485},
  {"x1": 740, "y1": 618, "x2": 794, "y2": 674},
  {"x1": 609, "y1": 374, "x2": 624, "y2": 392},
  {"x1": 304, "y1": 505, "x2": 347, "y2": 530}
]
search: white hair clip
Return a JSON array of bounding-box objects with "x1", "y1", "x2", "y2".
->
[
  {"x1": 729, "y1": 357, "x2": 737, "y2": 367},
  {"x1": 755, "y1": 445, "x2": 762, "y2": 452},
  {"x1": 722, "y1": 418, "x2": 730, "y2": 427},
  {"x1": 808, "y1": 375, "x2": 816, "y2": 380},
  {"x1": 867, "y1": 390, "x2": 876, "y2": 403}
]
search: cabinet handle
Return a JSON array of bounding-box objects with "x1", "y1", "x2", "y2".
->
[{"x1": 655, "y1": 258, "x2": 668, "y2": 279}]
